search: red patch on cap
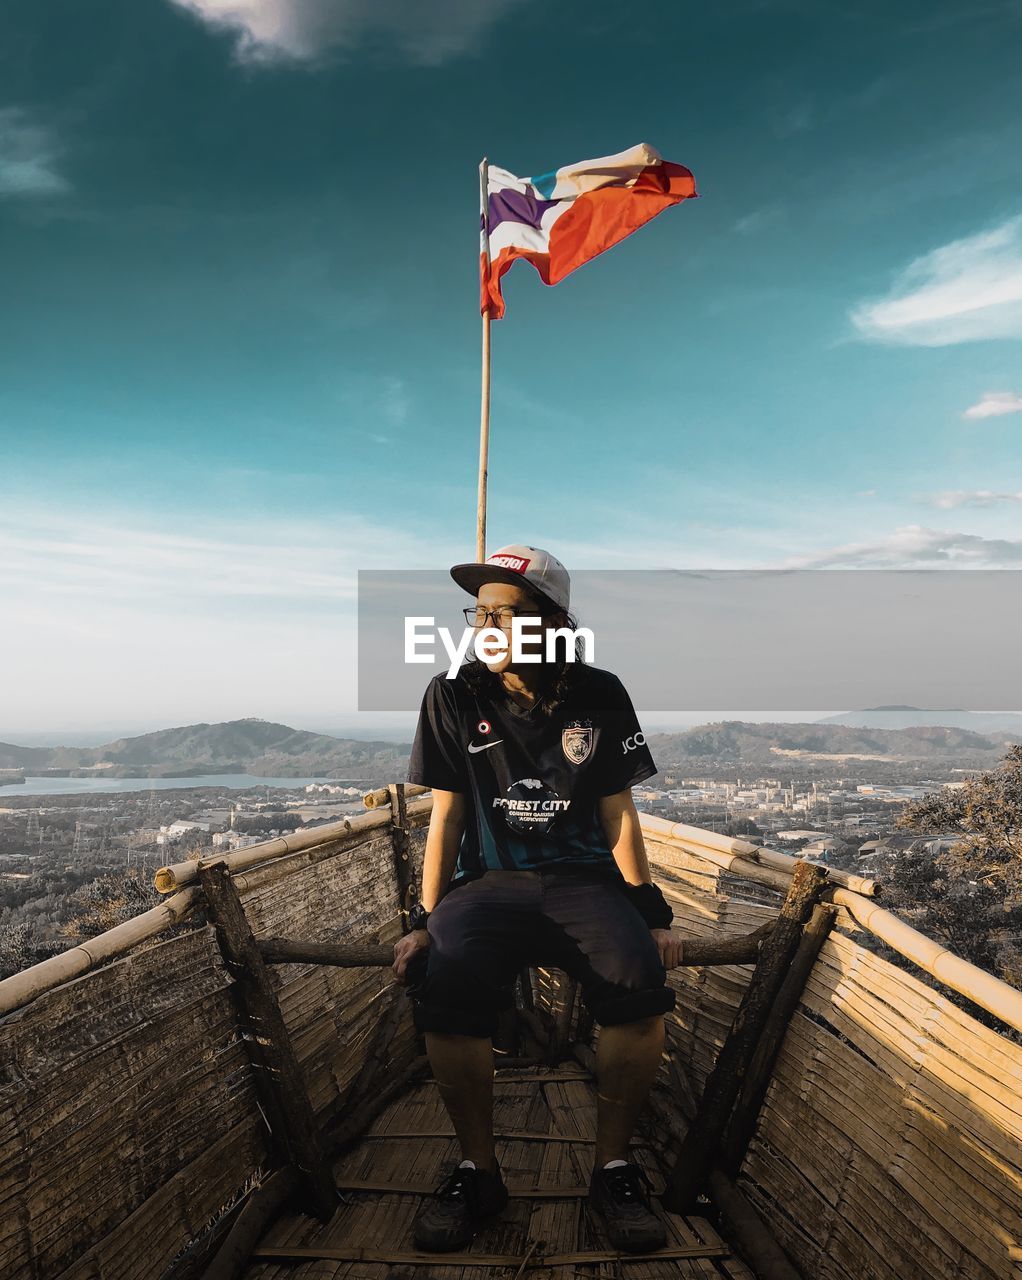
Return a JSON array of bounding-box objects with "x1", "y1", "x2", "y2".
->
[
  {"x1": 487, "y1": 554, "x2": 530, "y2": 573},
  {"x1": 477, "y1": 720, "x2": 492, "y2": 734}
]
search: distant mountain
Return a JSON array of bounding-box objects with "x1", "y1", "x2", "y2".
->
[
  {"x1": 817, "y1": 707, "x2": 1022, "y2": 734},
  {"x1": 4, "y1": 714, "x2": 1016, "y2": 782},
  {"x1": 648, "y1": 720, "x2": 1017, "y2": 768},
  {"x1": 0, "y1": 741, "x2": 56, "y2": 770},
  {"x1": 0, "y1": 718, "x2": 410, "y2": 779}
]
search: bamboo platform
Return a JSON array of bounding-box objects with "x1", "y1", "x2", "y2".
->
[
  {"x1": 244, "y1": 1065, "x2": 755, "y2": 1280},
  {"x1": 4, "y1": 792, "x2": 1022, "y2": 1280}
]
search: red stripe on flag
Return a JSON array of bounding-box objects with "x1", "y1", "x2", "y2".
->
[
  {"x1": 480, "y1": 248, "x2": 551, "y2": 320},
  {"x1": 546, "y1": 162, "x2": 697, "y2": 285}
]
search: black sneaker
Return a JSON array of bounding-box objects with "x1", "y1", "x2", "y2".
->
[
  {"x1": 588, "y1": 1162, "x2": 667, "y2": 1253},
  {"x1": 413, "y1": 1162, "x2": 509, "y2": 1252}
]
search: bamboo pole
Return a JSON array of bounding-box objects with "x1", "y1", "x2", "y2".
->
[
  {"x1": 663, "y1": 861, "x2": 827, "y2": 1212},
  {"x1": 339, "y1": 982, "x2": 410, "y2": 1114},
  {"x1": 493, "y1": 990, "x2": 522, "y2": 1055},
  {"x1": 548, "y1": 977, "x2": 577, "y2": 1065},
  {"x1": 0, "y1": 886, "x2": 201, "y2": 1018},
  {"x1": 251, "y1": 1245, "x2": 730, "y2": 1266},
  {"x1": 753, "y1": 845, "x2": 878, "y2": 896},
  {"x1": 363, "y1": 781, "x2": 430, "y2": 809},
  {"x1": 639, "y1": 815, "x2": 880, "y2": 896},
  {"x1": 326, "y1": 1052, "x2": 431, "y2": 1149},
  {"x1": 229, "y1": 834, "x2": 384, "y2": 897},
  {"x1": 199, "y1": 861, "x2": 337, "y2": 1220},
  {"x1": 571, "y1": 1041, "x2": 596, "y2": 1074},
  {"x1": 519, "y1": 1003, "x2": 557, "y2": 1052},
  {"x1": 680, "y1": 923, "x2": 774, "y2": 966},
  {"x1": 477, "y1": 308, "x2": 492, "y2": 562},
  {"x1": 830, "y1": 886, "x2": 1022, "y2": 1035},
  {"x1": 707, "y1": 1170, "x2": 805, "y2": 1280},
  {"x1": 154, "y1": 797, "x2": 432, "y2": 893},
  {"x1": 649, "y1": 836, "x2": 793, "y2": 895},
  {"x1": 155, "y1": 811, "x2": 385, "y2": 892},
  {"x1": 721, "y1": 903, "x2": 836, "y2": 1173},
  {"x1": 254, "y1": 929, "x2": 773, "y2": 973},
  {"x1": 477, "y1": 156, "x2": 492, "y2": 562},
  {"x1": 257, "y1": 938, "x2": 395, "y2": 967},
  {"x1": 337, "y1": 1178, "x2": 624, "y2": 1197},
  {"x1": 203, "y1": 1168, "x2": 298, "y2": 1280},
  {"x1": 388, "y1": 782, "x2": 415, "y2": 922}
]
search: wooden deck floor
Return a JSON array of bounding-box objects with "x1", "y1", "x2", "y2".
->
[{"x1": 244, "y1": 1065, "x2": 755, "y2": 1279}]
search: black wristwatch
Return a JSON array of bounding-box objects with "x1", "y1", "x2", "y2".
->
[{"x1": 407, "y1": 902, "x2": 430, "y2": 932}]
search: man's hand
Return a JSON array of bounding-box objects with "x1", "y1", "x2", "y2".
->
[
  {"x1": 392, "y1": 928, "x2": 430, "y2": 983},
  {"x1": 651, "y1": 927, "x2": 683, "y2": 970}
]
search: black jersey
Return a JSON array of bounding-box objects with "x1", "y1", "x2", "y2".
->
[{"x1": 407, "y1": 663, "x2": 657, "y2": 881}]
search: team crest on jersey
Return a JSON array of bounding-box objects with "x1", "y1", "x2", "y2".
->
[{"x1": 562, "y1": 721, "x2": 593, "y2": 765}]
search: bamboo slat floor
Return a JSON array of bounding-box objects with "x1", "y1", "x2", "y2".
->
[{"x1": 244, "y1": 1065, "x2": 756, "y2": 1280}]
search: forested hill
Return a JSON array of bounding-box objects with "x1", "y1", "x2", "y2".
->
[
  {"x1": 0, "y1": 718, "x2": 409, "y2": 778},
  {"x1": 648, "y1": 720, "x2": 1020, "y2": 767}
]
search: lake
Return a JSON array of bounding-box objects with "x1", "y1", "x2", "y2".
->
[{"x1": 0, "y1": 774, "x2": 352, "y2": 798}]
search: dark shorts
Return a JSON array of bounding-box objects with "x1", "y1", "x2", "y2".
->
[{"x1": 407, "y1": 868, "x2": 676, "y2": 1038}]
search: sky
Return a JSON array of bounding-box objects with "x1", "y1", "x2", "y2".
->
[{"x1": 1, "y1": 0, "x2": 1021, "y2": 738}]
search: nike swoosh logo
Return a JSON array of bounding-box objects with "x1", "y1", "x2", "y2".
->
[{"x1": 468, "y1": 739, "x2": 503, "y2": 754}]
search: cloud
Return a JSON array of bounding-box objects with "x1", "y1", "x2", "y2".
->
[
  {"x1": 334, "y1": 372, "x2": 410, "y2": 437},
  {"x1": 792, "y1": 524, "x2": 1022, "y2": 567},
  {"x1": 0, "y1": 504, "x2": 446, "y2": 607},
  {"x1": 930, "y1": 490, "x2": 1022, "y2": 509},
  {"x1": 0, "y1": 108, "x2": 68, "y2": 198},
  {"x1": 166, "y1": 0, "x2": 524, "y2": 65},
  {"x1": 963, "y1": 390, "x2": 1022, "y2": 420},
  {"x1": 772, "y1": 100, "x2": 814, "y2": 138},
  {"x1": 380, "y1": 375, "x2": 409, "y2": 427},
  {"x1": 0, "y1": 501, "x2": 467, "y2": 726},
  {"x1": 850, "y1": 216, "x2": 1022, "y2": 346},
  {"x1": 733, "y1": 205, "x2": 783, "y2": 237}
]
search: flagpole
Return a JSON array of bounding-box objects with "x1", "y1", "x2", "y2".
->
[{"x1": 476, "y1": 156, "x2": 492, "y2": 563}]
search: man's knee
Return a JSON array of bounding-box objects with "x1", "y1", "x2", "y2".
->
[
  {"x1": 601, "y1": 1013, "x2": 663, "y2": 1035},
  {"x1": 411, "y1": 962, "x2": 505, "y2": 1036},
  {"x1": 425, "y1": 1029, "x2": 493, "y2": 1047},
  {"x1": 409, "y1": 905, "x2": 515, "y2": 1037},
  {"x1": 582, "y1": 933, "x2": 677, "y2": 1026},
  {"x1": 414, "y1": 1002, "x2": 501, "y2": 1037},
  {"x1": 588, "y1": 984, "x2": 676, "y2": 1027}
]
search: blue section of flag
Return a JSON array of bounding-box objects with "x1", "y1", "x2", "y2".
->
[{"x1": 531, "y1": 169, "x2": 558, "y2": 199}]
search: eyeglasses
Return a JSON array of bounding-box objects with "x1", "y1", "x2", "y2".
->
[{"x1": 463, "y1": 605, "x2": 546, "y2": 629}]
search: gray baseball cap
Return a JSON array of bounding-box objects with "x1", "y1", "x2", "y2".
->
[{"x1": 450, "y1": 544, "x2": 571, "y2": 613}]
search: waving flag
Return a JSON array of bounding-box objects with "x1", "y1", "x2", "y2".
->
[{"x1": 480, "y1": 142, "x2": 697, "y2": 319}]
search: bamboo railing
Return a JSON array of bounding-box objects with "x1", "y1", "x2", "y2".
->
[
  {"x1": 639, "y1": 815, "x2": 880, "y2": 896},
  {"x1": 0, "y1": 886, "x2": 202, "y2": 1017},
  {"x1": 0, "y1": 796, "x2": 434, "y2": 1018},
  {"x1": 154, "y1": 796, "x2": 433, "y2": 893},
  {"x1": 641, "y1": 815, "x2": 1022, "y2": 1035},
  {"x1": 363, "y1": 782, "x2": 430, "y2": 809}
]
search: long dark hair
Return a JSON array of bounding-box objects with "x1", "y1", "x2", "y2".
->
[{"x1": 460, "y1": 598, "x2": 588, "y2": 717}]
